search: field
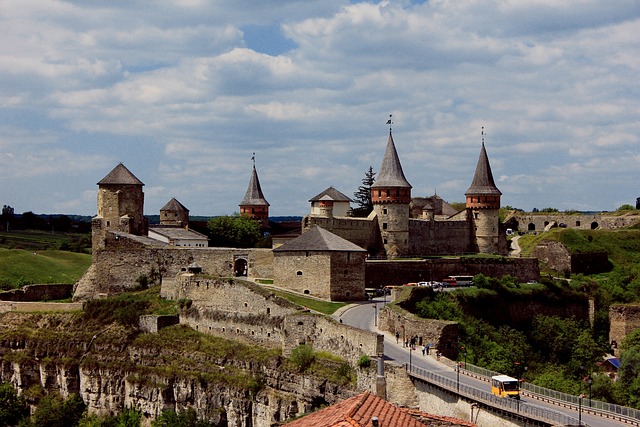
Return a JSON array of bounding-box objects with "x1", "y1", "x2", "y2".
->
[{"x1": 0, "y1": 248, "x2": 91, "y2": 287}]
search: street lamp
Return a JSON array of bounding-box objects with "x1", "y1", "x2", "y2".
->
[
  {"x1": 373, "y1": 304, "x2": 377, "y2": 327},
  {"x1": 587, "y1": 376, "x2": 592, "y2": 407},
  {"x1": 578, "y1": 394, "x2": 584, "y2": 426},
  {"x1": 409, "y1": 345, "x2": 413, "y2": 372},
  {"x1": 456, "y1": 361, "x2": 460, "y2": 392}
]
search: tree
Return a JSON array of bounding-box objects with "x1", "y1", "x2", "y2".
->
[
  {"x1": 153, "y1": 408, "x2": 210, "y2": 427},
  {"x1": 32, "y1": 393, "x2": 85, "y2": 427},
  {"x1": 207, "y1": 213, "x2": 261, "y2": 248},
  {"x1": 352, "y1": 166, "x2": 376, "y2": 217},
  {"x1": 0, "y1": 382, "x2": 29, "y2": 426}
]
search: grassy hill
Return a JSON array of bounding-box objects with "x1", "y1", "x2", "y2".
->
[{"x1": 0, "y1": 248, "x2": 91, "y2": 288}]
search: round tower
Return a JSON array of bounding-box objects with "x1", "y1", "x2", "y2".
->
[
  {"x1": 239, "y1": 157, "x2": 270, "y2": 229},
  {"x1": 371, "y1": 130, "x2": 412, "y2": 258},
  {"x1": 465, "y1": 132, "x2": 502, "y2": 254}
]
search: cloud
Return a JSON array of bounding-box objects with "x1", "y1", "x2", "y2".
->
[{"x1": 0, "y1": 0, "x2": 638, "y2": 216}]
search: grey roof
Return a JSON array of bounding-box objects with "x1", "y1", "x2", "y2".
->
[
  {"x1": 309, "y1": 187, "x2": 353, "y2": 203},
  {"x1": 149, "y1": 226, "x2": 208, "y2": 240},
  {"x1": 160, "y1": 197, "x2": 189, "y2": 213},
  {"x1": 273, "y1": 225, "x2": 366, "y2": 253},
  {"x1": 371, "y1": 131, "x2": 411, "y2": 189},
  {"x1": 465, "y1": 143, "x2": 502, "y2": 196},
  {"x1": 240, "y1": 166, "x2": 269, "y2": 207},
  {"x1": 97, "y1": 163, "x2": 144, "y2": 186}
]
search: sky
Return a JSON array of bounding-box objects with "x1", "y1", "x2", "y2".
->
[{"x1": 1, "y1": 0, "x2": 639, "y2": 217}]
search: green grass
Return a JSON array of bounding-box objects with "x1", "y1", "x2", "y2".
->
[
  {"x1": 269, "y1": 289, "x2": 348, "y2": 315},
  {"x1": 0, "y1": 248, "x2": 91, "y2": 286},
  {"x1": 0, "y1": 230, "x2": 89, "y2": 251}
]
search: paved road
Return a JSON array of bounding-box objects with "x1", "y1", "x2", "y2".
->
[{"x1": 337, "y1": 297, "x2": 626, "y2": 427}]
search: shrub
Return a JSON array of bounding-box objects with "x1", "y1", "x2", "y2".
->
[
  {"x1": 357, "y1": 355, "x2": 371, "y2": 369},
  {"x1": 289, "y1": 344, "x2": 315, "y2": 372},
  {"x1": 0, "y1": 381, "x2": 29, "y2": 426}
]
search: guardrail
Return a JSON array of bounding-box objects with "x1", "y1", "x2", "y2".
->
[
  {"x1": 408, "y1": 364, "x2": 586, "y2": 427},
  {"x1": 460, "y1": 362, "x2": 640, "y2": 425}
]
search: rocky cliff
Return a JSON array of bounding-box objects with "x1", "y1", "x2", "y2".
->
[{"x1": 0, "y1": 312, "x2": 359, "y2": 426}]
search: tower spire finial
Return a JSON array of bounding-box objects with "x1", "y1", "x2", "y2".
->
[
  {"x1": 386, "y1": 114, "x2": 393, "y2": 132},
  {"x1": 252, "y1": 152, "x2": 255, "y2": 168},
  {"x1": 481, "y1": 127, "x2": 485, "y2": 146}
]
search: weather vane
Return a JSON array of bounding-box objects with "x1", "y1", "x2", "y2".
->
[
  {"x1": 386, "y1": 114, "x2": 393, "y2": 131},
  {"x1": 481, "y1": 126, "x2": 485, "y2": 145},
  {"x1": 251, "y1": 152, "x2": 255, "y2": 167}
]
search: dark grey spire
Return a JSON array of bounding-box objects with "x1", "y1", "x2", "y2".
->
[
  {"x1": 465, "y1": 140, "x2": 501, "y2": 196},
  {"x1": 240, "y1": 165, "x2": 269, "y2": 207},
  {"x1": 371, "y1": 131, "x2": 412, "y2": 189}
]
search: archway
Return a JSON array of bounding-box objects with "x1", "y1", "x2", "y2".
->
[
  {"x1": 234, "y1": 258, "x2": 248, "y2": 277},
  {"x1": 528, "y1": 223, "x2": 536, "y2": 231},
  {"x1": 591, "y1": 222, "x2": 599, "y2": 230}
]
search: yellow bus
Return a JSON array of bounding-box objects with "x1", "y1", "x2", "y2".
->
[{"x1": 491, "y1": 375, "x2": 520, "y2": 399}]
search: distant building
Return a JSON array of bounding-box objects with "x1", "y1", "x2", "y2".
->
[
  {"x1": 239, "y1": 160, "x2": 270, "y2": 230},
  {"x1": 159, "y1": 197, "x2": 190, "y2": 228}
]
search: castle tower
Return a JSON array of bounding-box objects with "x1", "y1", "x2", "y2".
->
[
  {"x1": 465, "y1": 133, "x2": 502, "y2": 254},
  {"x1": 239, "y1": 158, "x2": 270, "y2": 229},
  {"x1": 371, "y1": 130, "x2": 412, "y2": 258},
  {"x1": 93, "y1": 163, "x2": 147, "y2": 249},
  {"x1": 160, "y1": 197, "x2": 189, "y2": 228}
]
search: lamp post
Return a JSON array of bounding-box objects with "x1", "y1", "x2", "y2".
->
[
  {"x1": 456, "y1": 361, "x2": 460, "y2": 392},
  {"x1": 463, "y1": 348, "x2": 467, "y2": 370},
  {"x1": 587, "y1": 376, "x2": 592, "y2": 407},
  {"x1": 578, "y1": 394, "x2": 583, "y2": 426},
  {"x1": 373, "y1": 304, "x2": 377, "y2": 327},
  {"x1": 409, "y1": 345, "x2": 413, "y2": 373}
]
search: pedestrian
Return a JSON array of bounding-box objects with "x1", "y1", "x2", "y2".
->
[
  {"x1": 395, "y1": 331, "x2": 400, "y2": 344},
  {"x1": 426, "y1": 344, "x2": 430, "y2": 355},
  {"x1": 404, "y1": 339, "x2": 408, "y2": 348},
  {"x1": 421, "y1": 345, "x2": 426, "y2": 356}
]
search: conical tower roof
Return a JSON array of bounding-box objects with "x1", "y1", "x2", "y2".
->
[
  {"x1": 465, "y1": 142, "x2": 501, "y2": 196},
  {"x1": 97, "y1": 163, "x2": 144, "y2": 186},
  {"x1": 160, "y1": 197, "x2": 189, "y2": 213},
  {"x1": 240, "y1": 165, "x2": 269, "y2": 207},
  {"x1": 371, "y1": 131, "x2": 412, "y2": 189}
]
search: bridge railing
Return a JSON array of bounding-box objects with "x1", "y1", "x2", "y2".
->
[
  {"x1": 461, "y1": 361, "x2": 640, "y2": 423},
  {"x1": 409, "y1": 364, "x2": 584, "y2": 427}
]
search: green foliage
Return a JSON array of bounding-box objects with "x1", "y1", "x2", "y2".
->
[
  {"x1": 153, "y1": 408, "x2": 211, "y2": 427},
  {"x1": 415, "y1": 292, "x2": 461, "y2": 321},
  {"x1": 0, "y1": 382, "x2": 29, "y2": 426},
  {"x1": 83, "y1": 294, "x2": 150, "y2": 327},
  {"x1": 617, "y1": 204, "x2": 636, "y2": 212},
  {"x1": 269, "y1": 289, "x2": 347, "y2": 315},
  {"x1": 31, "y1": 393, "x2": 85, "y2": 427},
  {"x1": 540, "y1": 207, "x2": 559, "y2": 212},
  {"x1": 289, "y1": 344, "x2": 315, "y2": 372},
  {"x1": 207, "y1": 213, "x2": 261, "y2": 248},
  {"x1": 352, "y1": 166, "x2": 376, "y2": 217},
  {"x1": 357, "y1": 355, "x2": 371, "y2": 369}
]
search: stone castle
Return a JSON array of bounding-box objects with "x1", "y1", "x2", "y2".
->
[{"x1": 76, "y1": 129, "x2": 514, "y2": 302}]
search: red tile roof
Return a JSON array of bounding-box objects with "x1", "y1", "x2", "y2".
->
[{"x1": 282, "y1": 391, "x2": 428, "y2": 427}]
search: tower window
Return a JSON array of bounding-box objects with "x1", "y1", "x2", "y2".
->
[
  {"x1": 383, "y1": 208, "x2": 387, "y2": 215},
  {"x1": 383, "y1": 223, "x2": 388, "y2": 230}
]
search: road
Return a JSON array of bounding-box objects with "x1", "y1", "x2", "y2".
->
[{"x1": 337, "y1": 297, "x2": 625, "y2": 427}]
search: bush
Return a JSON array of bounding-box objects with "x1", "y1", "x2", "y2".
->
[
  {"x1": 0, "y1": 381, "x2": 29, "y2": 426},
  {"x1": 32, "y1": 393, "x2": 85, "y2": 427},
  {"x1": 357, "y1": 355, "x2": 371, "y2": 369},
  {"x1": 289, "y1": 344, "x2": 315, "y2": 372},
  {"x1": 152, "y1": 408, "x2": 211, "y2": 427}
]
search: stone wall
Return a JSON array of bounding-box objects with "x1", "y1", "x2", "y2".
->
[
  {"x1": 0, "y1": 301, "x2": 82, "y2": 313},
  {"x1": 74, "y1": 235, "x2": 274, "y2": 300},
  {"x1": 609, "y1": 304, "x2": 640, "y2": 357},
  {"x1": 507, "y1": 212, "x2": 640, "y2": 232},
  {"x1": 532, "y1": 240, "x2": 610, "y2": 275},
  {"x1": 0, "y1": 284, "x2": 73, "y2": 302},
  {"x1": 409, "y1": 219, "x2": 474, "y2": 256},
  {"x1": 378, "y1": 306, "x2": 459, "y2": 359},
  {"x1": 272, "y1": 251, "x2": 366, "y2": 302},
  {"x1": 138, "y1": 315, "x2": 179, "y2": 333},
  {"x1": 365, "y1": 257, "x2": 540, "y2": 288},
  {"x1": 282, "y1": 313, "x2": 384, "y2": 362},
  {"x1": 303, "y1": 215, "x2": 382, "y2": 254}
]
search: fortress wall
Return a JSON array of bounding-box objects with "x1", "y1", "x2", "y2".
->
[
  {"x1": 511, "y1": 213, "x2": 640, "y2": 232},
  {"x1": 409, "y1": 219, "x2": 473, "y2": 256},
  {"x1": 378, "y1": 306, "x2": 459, "y2": 359},
  {"x1": 75, "y1": 240, "x2": 273, "y2": 300},
  {"x1": 329, "y1": 252, "x2": 367, "y2": 301},
  {"x1": 609, "y1": 304, "x2": 640, "y2": 357},
  {"x1": 0, "y1": 284, "x2": 73, "y2": 302},
  {"x1": 165, "y1": 277, "x2": 298, "y2": 319},
  {"x1": 365, "y1": 258, "x2": 540, "y2": 288},
  {"x1": 282, "y1": 313, "x2": 383, "y2": 364}
]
